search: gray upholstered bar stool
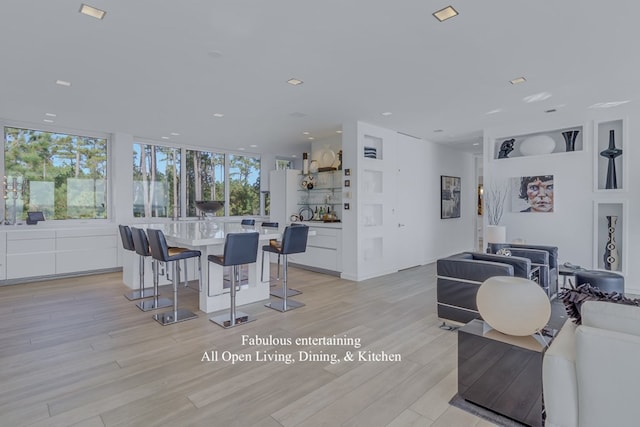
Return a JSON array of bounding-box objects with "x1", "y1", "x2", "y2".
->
[
  {"x1": 260, "y1": 221, "x2": 283, "y2": 282},
  {"x1": 208, "y1": 232, "x2": 260, "y2": 328},
  {"x1": 265, "y1": 224, "x2": 309, "y2": 312},
  {"x1": 147, "y1": 228, "x2": 202, "y2": 325},
  {"x1": 130, "y1": 227, "x2": 173, "y2": 311},
  {"x1": 119, "y1": 224, "x2": 155, "y2": 301}
]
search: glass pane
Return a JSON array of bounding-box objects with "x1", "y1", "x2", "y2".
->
[
  {"x1": 228, "y1": 154, "x2": 260, "y2": 216},
  {"x1": 132, "y1": 142, "x2": 181, "y2": 218},
  {"x1": 186, "y1": 150, "x2": 225, "y2": 217},
  {"x1": 4, "y1": 127, "x2": 108, "y2": 221}
]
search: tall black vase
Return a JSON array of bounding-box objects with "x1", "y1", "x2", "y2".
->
[
  {"x1": 561, "y1": 130, "x2": 579, "y2": 152},
  {"x1": 600, "y1": 129, "x2": 623, "y2": 189}
]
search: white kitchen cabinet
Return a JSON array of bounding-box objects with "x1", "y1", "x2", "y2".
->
[
  {"x1": 56, "y1": 227, "x2": 118, "y2": 274},
  {"x1": 6, "y1": 229, "x2": 56, "y2": 279},
  {"x1": 289, "y1": 224, "x2": 342, "y2": 273}
]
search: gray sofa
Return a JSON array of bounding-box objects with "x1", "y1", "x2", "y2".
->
[
  {"x1": 436, "y1": 252, "x2": 532, "y2": 325},
  {"x1": 487, "y1": 243, "x2": 559, "y2": 297}
]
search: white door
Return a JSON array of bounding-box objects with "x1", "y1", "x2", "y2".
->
[{"x1": 395, "y1": 134, "x2": 426, "y2": 270}]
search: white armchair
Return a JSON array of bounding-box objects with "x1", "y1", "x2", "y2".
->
[{"x1": 542, "y1": 301, "x2": 640, "y2": 427}]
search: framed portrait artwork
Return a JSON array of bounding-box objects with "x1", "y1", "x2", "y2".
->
[
  {"x1": 511, "y1": 175, "x2": 554, "y2": 213},
  {"x1": 441, "y1": 175, "x2": 461, "y2": 219}
]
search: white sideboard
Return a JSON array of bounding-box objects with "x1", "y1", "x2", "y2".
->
[{"x1": 1, "y1": 225, "x2": 119, "y2": 282}]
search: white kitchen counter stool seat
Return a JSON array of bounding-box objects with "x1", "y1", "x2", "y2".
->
[
  {"x1": 119, "y1": 225, "x2": 156, "y2": 301},
  {"x1": 130, "y1": 227, "x2": 173, "y2": 312},
  {"x1": 265, "y1": 225, "x2": 309, "y2": 312},
  {"x1": 147, "y1": 228, "x2": 202, "y2": 326},
  {"x1": 208, "y1": 232, "x2": 260, "y2": 328}
]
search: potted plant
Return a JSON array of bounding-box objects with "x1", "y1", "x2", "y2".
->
[{"x1": 485, "y1": 182, "x2": 508, "y2": 244}]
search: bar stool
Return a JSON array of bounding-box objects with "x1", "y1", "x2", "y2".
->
[
  {"x1": 265, "y1": 225, "x2": 309, "y2": 312},
  {"x1": 130, "y1": 227, "x2": 173, "y2": 311},
  {"x1": 260, "y1": 222, "x2": 282, "y2": 282},
  {"x1": 208, "y1": 232, "x2": 260, "y2": 328},
  {"x1": 147, "y1": 228, "x2": 202, "y2": 325},
  {"x1": 119, "y1": 225, "x2": 155, "y2": 301}
]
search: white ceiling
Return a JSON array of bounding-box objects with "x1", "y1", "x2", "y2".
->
[{"x1": 0, "y1": 1, "x2": 637, "y2": 157}]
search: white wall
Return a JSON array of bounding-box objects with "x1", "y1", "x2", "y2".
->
[
  {"x1": 424, "y1": 139, "x2": 477, "y2": 263},
  {"x1": 484, "y1": 106, "x2": 640, "y2": 294}
]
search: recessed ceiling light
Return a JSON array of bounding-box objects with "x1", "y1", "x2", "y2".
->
[
  {"x1": 291, "y1": 155, "x2": 297, "y2": 158},
  {"x1": 161, "y1": 136, "x2": 169, "y2": 140},
  {"x1": 170, "y1": 132, "x2": 180, "y2": 136},
  {"x1": 433, "y1": 6, "x2": 458, "y2": 22},
  {"x1": 336, "y1": 130, "x2": 342, "y2": 134},
  {"x1": 381, "y1": 111, "x2": 392, "y2": 116},
  {"x1": 238, "y1": 147, "x2": 245, "y2": 151},
  {"x1": 213, "y1": 113, "x2": 224, "y2": 118},
  {"x1": 588, "y1": 100, "x2": 631, "y2": 109},
  {"x1": 510, "y1": 77, "x2": 527, "y2": 85},
  {"x1": 308, "y1": 137, "x2": 315, "y2": 140},
  {"x1": 485, "y1": 108, "x2": 502, "y2": 115},
  {"x1": 303, "y1": 131, "x2": 310, "y2": 135},
  {"x1": 79, "y1": 4, "x2": 106, "y2": 20},
  {"x1": 249, "y1": 144, "x2": 258, "y2": 148},
  {"x1": 45, "y1": 112, "x2": 57, "y2": 117},
  {"x1": 43, "y1": 119, "x2": 54, "y2": 123},
  {"x1": 56, "y1": 80, "x2": 71, "y2": 87},
  {"x1": 523, "y1": 92, "x2": 552, "y2": 103},
  {"x1": 287, "y1": 78, "x2": 303, "y2": 86},
  {"x1": 473, "y1": 142, "x2": 480, "y2": 146}
]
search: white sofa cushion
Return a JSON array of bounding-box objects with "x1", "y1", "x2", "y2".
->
[
  {"x1": 582, "y1": 300, "x2": 640, "y2": 336},
  {"x1": 543, "y1": 319, "x2": 578, "y2": 427}
]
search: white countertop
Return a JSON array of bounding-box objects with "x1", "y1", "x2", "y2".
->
[{"x1": 147, "y1": 221, "x2": 281, "y2": 246}]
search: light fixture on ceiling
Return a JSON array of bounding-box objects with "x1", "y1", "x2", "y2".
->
[
  {"x1": 79, "y1": 4, "x2": 106, "y2": 20},
  {"x1": 291, "y1": 154, "x2": 297, "y2": 158},
  {"x1": 249, "y1": 144, "x2": 258, "y2": 148},
  {"x1": 170, "y1": 132, "x2": 180, "y2": 136},
  {"x1": 308, "y1": 137, "x2": 315, "y2": 140},
  {"x1": 238, "y1": 147, "x2": 245, "y2": 151},
  {"x1": 213, "y1": 113, "x2": 224, "y2": 118},
  {"x1": 161, "y1": 136, "x2": 169, "y2": 140},
  {"x1": 589, "y1": 100, "x2": 631, "y2": 109},
  {"x1": 287, "y1": 78, "x2": 303, "y2": 86},
  {"x1": 523, "y1": 92, "x2": 552, "y2": 103},
  {"x1": 473, "y1": 142, "x2": 480, "y2": 146},
  {"x1": 45, "y1": 112, "x2": 57, "y2": 117},
  {"x1": 43, "y1": 119, "x2": 54, "y2": 123},
  {"x1": 485, "y1": 108, "x2": 502, "y2": 115},
  {"x1": 510, "y1": 77, "x2": 527, "y2": 85},
  {"x1": 336, "y1": 130, "x2": 342, "y2": 134},
  {"x1": 433, "y1": 6, "x2": 458, "y2": 22},
  {"x1": 56, "y1": 80, "x2": 72, "y2": 87},
  {"x1": 381, "y1": 111, "x2": 392, "y2": 116},
  {"x1": 303, "y1": 131, "x2": 310, "y2": 135}
]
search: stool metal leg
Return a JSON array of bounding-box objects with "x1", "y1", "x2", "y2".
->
[
  {"x1": 266, "y1": 254, "x2": 304, "y2": 312},
  {"x1": 269, "y1": 252, "x2": 302, "y2": 298},
  {"x1": 154, "y1": 260, "x2": 198, "y2": 325},
  {"x1": 210, "y1": 264, "x2": 255, "y2": 328},
  {"x1": 125, "y1": 255, "x2": 157, "y2": 300},
  {"x1": 137, "y1": 259, "x2": 173, "y2": 311}
]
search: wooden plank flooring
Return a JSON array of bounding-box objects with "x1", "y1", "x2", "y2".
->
[{"x1": 0, "y1": 264, "x2": 496, "y2": 426}]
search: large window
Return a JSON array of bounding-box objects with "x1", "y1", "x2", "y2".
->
[
  {"x1": 186, "y1": 150, "x2": 225, "y2": 217},
  {"x1": 229, "y1": 154, "x2": 261, "y2": 216},
  {"x1": 132, "y1": 142, "x2": 181, "y2": 218},
  {"x1": 4, "y1": 127, "x2": 108, "y2": 221}
]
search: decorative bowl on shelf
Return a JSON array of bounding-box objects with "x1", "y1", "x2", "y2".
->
[
  {"x1": 195, "y1": 200, "x2": 225, "y2": 217},
  {"x1": 519, "y1": 134, "x2": 556, "y2": 156}
]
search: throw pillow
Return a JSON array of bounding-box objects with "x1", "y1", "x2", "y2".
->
[{"x1": 560, "y1": 283, "x2": 640, "y2": 325}]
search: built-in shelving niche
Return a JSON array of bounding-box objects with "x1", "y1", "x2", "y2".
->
[
  {"x1": 593, "y1": 201, "x2": 625, "y2": 274},
  {"x1": 493, "y1": 125, "x2": 584, "y2": 160},
  {"x1": 595, "y1": 119, "x2": 625, "y2": 191},
  {"x1": 363, "y1": 134, "x2": 383, "y2": 160}
]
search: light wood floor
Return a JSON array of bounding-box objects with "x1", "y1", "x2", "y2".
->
[{"x1": 0, "y1": 264, "x2": 496, "y2": 427}]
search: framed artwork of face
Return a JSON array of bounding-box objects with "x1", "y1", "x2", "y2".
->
[{"x1": 511, "y1": 175, "x2": 554, "y2": 213}]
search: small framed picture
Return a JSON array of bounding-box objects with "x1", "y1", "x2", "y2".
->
[
  {"x1": 344, "y1": 179, "x2": 351, "y2": 187},
  {"x1": 345, "y1": 168, "x2": 351, "y2": 176},
  {"x1": 441, "y1": 175, "x2": 461, "y2": 219}
]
